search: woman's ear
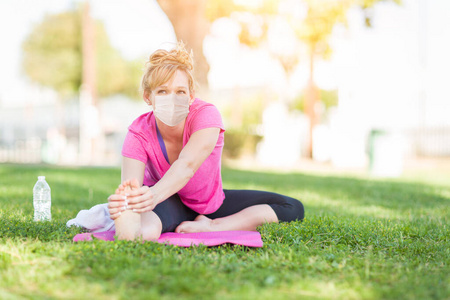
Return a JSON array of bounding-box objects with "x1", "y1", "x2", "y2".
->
[
  {"x1": 143, "y1": 90, "x2": 152, "y2": 106},
  {"x1": 189, "y1": 91, "x2": 195, "y2": 105}
]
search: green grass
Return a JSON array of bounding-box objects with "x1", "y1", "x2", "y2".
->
[{"x1": 0, "y1": 163, "x2": 448, "y2": 299}]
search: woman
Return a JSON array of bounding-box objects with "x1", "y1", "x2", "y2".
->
[{"x1": 107, "y1": 42, "x2": 304, "y2": 241}]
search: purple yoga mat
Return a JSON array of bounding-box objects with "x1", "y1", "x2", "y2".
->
[{"x1": 73, "y1": 230, "x2": 263, "y2": 247}]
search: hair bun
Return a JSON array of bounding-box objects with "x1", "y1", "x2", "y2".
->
[
  {"x1": 148, "y1": 41, "x2": 194, "y2": 71},
  {"x1": 141, "y1": 41, "x2": 196, "y2": 96}
]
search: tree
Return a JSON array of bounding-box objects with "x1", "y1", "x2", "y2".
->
[
  {"x1": 156, "y1": 0, "x2": 211, "y2": 93},
  {"x1": 22, "y1": 6, "x2": 141, "y2": 101},
  {"x1": 22, "y1": 10, "x2": 82, "y2": 98},
  {"x1": 293, "y1": 0, "x2": 401, "y2": 157},
  {"x1": 22, "y1": 4, "x2": 143, "y2": 164},
  {"x1": 295, "y1": 0, "x2": 352, "y2": 157},
  {"x1": 155, "y1": 0, "x2": 401, "y2": 158},
  {"x1": 155, "y1": 0, "x2": 270, "y2": 92}
]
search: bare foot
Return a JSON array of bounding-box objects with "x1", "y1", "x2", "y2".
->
[
  {"x1": 175, "y1": 215, "x2": 214, "y2": 233},
  {"x1": 128, "y1": 178, "x2": 141, "y2": 190},
  {"x1": 115, "y1": 178, "x2": 141, "y2": 241},
  {"x1": 118, "y1": 178, "x2": 140, "y2": 196}
]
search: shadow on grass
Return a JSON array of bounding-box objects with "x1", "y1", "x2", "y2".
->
[
  {"x1": 222, "y1": 167, "x2": 449, "y2": 220},
  {"x1": 3, "y1": 163, "x2": 447, "y2": 213}
]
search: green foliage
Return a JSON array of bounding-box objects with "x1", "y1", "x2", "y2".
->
[
  {"x1": 207, "y1": 0, "x2": 402, "y2": 62},
  {"x1": 205, "y1": 0, "x2": 280, "y2": 22},
  {"x1": 205, "y1": 0, "x2": 236, "y2": 21},
  {"x1": 295, "y1": 0, "x2": 350, "y2": 59},
  {"x1": 205, "y1": 0, "x2": 278, "y2": 48},
  {"x1": 221, "y1": 93, "x2": 265, "y2": 158},
  {"x1": 22, "y1": 11, "x2": 82, "y2": 97},
  {"x1": 222, "y1": 93, "x2": 266, "y2": 130},
  {"x1": 22, "y1": 8, "x2": 142, "y2": 100},
  {"x1": 294, "y1": 0, "x2": 402, "y2": 57},
  {"x1": 359, "y1": 0, "x2": 403, "y2": 26},
  {"x1": 94, "y1": 22, "x2": 142, "y2": 100},
  {"x1": 321, "y1": 89, "x2": 339, "y2": 108},
  {"x1": 292, "y1": 88, "x2": 338, "y2": 112},
  {"x1": 223, "y1": 130, "x2": 263, "y2": 159},
  {"x1": 0, "y1": 164, "x2": 448, "y2": 299}
]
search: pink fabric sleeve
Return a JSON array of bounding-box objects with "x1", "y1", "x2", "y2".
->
[
  {"x1": 189, "y1": 105, "x2": 225, "y2": 134},
  {"x1": 121, "y1": 129, "x2": 148, "y2": 164}
]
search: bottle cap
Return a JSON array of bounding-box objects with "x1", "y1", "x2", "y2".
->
[{"x1": 38, "y1": 176, "x2": 45, "y2": 180}]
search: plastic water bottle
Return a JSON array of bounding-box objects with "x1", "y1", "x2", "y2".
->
[{"x1": 33, "y1": 176, "x2": 51, "y2": 221}]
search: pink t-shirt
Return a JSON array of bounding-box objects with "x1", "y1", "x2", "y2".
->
[{"x1": 121, "y1": 98, "x2": 225, "y2": 214}]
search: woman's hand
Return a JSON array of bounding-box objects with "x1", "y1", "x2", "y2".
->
[
  {"x1": 108, "y1": 178, "x2": 160, "y2": 219},
  {"x1": 107, "y1": 188, "x2": 127, "y2": 220},
  {"x1": 124, "y1": 184, "x2": 160, "y2": 213}
]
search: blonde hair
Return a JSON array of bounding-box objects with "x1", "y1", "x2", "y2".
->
[{"x1": 141, "y1": 41, "x2": 195, "y2": 96}]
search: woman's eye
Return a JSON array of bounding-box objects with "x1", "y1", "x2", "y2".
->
[
  {"x1": 157, "y1": 90, "x2": 167, "y2": 94},
  {"x1": 177, "y1": 90, "x2": 186, "y2": 94}
]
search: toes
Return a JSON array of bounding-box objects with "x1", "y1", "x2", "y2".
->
[
  {"x1": 175, "y1": 223, "x2": 186, "y2": 233},
  {"x1": 130, "y1": 178, "x2": 140, "y2": 190}
]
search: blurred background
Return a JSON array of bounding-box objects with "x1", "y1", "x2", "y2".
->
[{"x1": 0, "y1": 0, "x2": 449, "y2": 177}]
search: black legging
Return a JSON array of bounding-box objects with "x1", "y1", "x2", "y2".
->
[{"x1": 153, "y1": 189, "x2": 305, "y2": 233}]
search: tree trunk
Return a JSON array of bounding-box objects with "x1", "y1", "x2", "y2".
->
[
  {"x1": 304, "y1": 48, "x2": 319, "y2": 159},
  {"x1": 80, "y1": 1, "x2": 101, "y2": 164},
  {"x1": 82, "y1": 1, "x2": 96, "y2": 103},
  {"x1": 157, "y1": 0, "x2": 210, "y2": 93}
]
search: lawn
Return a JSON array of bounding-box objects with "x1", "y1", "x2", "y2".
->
[{"x1": 0, "y1": 163, "x2": 448, "y2": 299}]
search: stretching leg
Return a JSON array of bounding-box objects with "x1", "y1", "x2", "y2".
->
[
  {"x1": 175, "y1": 204, "x2": 277, "y2": 233},
  {"x1": 175, "y1": 190, "x2": 304, "y2": 233}
]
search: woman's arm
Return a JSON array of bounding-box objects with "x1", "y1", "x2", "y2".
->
[
  {"x1": 121, "y1": 157, "x2": 145, "y2": 184},
  {"x1": 127, "y1": 127, "x2": 221, "y2": 213}
]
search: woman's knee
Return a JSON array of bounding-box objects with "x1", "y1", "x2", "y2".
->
[
  {"x1": 270, "y1": 197, "x2": 304, "y2": 222},
  {"x1": 291, "y1": 198, "x2": 305, "y2": 221}
]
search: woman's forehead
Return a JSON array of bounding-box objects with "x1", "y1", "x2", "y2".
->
[{"x1": 161, "y1": 70, "x2": 189, "y2": 88}]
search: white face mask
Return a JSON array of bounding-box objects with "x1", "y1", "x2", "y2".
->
[{"x1": 153, "y1": 94, "x2": 190, "y2": 127}]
